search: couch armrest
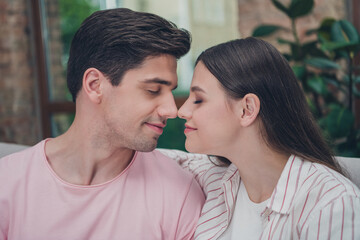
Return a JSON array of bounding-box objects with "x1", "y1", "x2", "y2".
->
[
  {"x1": 0, "y1": 142, "x2": 29, "y2": 158},
  {"x1": 337, "y1": 156, "x2": 360, "y2": 189}
]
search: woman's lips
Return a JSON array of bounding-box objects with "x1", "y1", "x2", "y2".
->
[
  {"x1": 145, "y1": 123, "x2": 165, "y2": 135},
  {"x1": 184, "y1": 124, "x2": 197, "y2": 134}
]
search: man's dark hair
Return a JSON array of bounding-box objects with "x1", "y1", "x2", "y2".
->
[{"x1": 67, "y1": 8, "x2": 191, "y2": 102}]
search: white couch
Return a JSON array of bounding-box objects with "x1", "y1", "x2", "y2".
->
[
  {"x1": 1, "y1": 142, "x2": 359, "y2": 188},
  {"x1": 0, "y1": 142, "x2": 29, "y2": 157}
]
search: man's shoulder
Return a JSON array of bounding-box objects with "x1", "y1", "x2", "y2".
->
[
  {"x1": 135, "y1": 149, "x2": 205, "y2": 208},
  {"x1": 133, "y1": 149, "x2": 205, "y2": 199},
  {"x1": 0, "y1": 141, "x2": 44, "y2": 176},
  {"x1": 137, "y1": 149, "x2": 195, "y2": 181},
  {"x1": 134, "y1": 150, "x2": 204, "y2": 239}
]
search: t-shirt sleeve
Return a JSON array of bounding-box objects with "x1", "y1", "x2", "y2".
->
[
  {"x1": 0, "y1": 198, "x2": 8, "y2": 239},
  {"x1": 0, "y1": 157, "x2": 10, "y2": 240},
  {"x1": 0, "y1": 207, "x2": 8, "y2": 240},
  {"x1": 175, "y1": 178, "x2": 205, "y2": 240}
]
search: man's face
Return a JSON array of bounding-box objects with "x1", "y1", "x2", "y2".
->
[{"x1": 100, "y1": 54, "x2": 178, "y2": 151}]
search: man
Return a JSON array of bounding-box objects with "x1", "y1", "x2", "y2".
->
[{"x1": 0, "y1": 8, "x2": 204, "y2": 239}]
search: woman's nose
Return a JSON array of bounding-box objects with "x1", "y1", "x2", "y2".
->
[{"x1": 178, "y1": 99, "x2": 191, "y2": 120}]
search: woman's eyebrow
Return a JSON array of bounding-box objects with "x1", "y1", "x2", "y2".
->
[{"x1": 190, "y1": 86, "x2": 206, "y2": 93}]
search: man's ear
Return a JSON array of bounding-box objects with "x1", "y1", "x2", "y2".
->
[
  {"x1": 82, "y1": 68, "x2": 104, "y2": 104},
  {"x1": 237, "y1": 93, "x2": 260, "y2": 127}
]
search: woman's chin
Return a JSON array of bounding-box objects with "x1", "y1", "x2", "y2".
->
[
  {"x1": 184, "y1": 142, "x2": 201, "y2": 154},
  {"x1": 185, "y1": 143, "x2": 210, "y2": 155}
]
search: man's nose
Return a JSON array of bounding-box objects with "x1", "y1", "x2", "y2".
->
[{"x1": 158, "y1": 95, "x2": 178, "y2": 119}]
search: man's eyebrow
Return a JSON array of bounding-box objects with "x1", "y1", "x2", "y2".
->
[
  {"x1": 141, "y1": 78, "x2": 177, "y2": 90},
  {"x1": 190, "y1": 86, "x2": 205, "y2": 93}
]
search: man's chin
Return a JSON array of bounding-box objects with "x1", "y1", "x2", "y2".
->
[{"x1": 134, "y1": 140, "x2": 158, "y2": 152}]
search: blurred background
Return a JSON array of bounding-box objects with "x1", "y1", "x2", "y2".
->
[{"x1": 0, "y1": 0, "x2": 359, "y2": 156}]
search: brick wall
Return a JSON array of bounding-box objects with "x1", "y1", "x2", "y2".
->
[
  {"x1": 45, "y1": 0, "x2": 67, "y2": 102},
  {"x1": 0, "y1": 0, "x2": 40, "y2": 145},
  {"x1": 238, "y1": 0, "x2": 346, "y2": 51},
  {"x1": 0, "y1": 0, "x2": 65, "y2": 145}
]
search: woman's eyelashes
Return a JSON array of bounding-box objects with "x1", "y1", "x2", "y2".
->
[{"x1": 194, "y1": 99, "x2": 202, "y2": 104}]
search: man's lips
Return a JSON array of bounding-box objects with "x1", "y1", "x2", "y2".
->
[
  {"x1": 184, "y1": 124, "x2": 197, "y2": 134},
  {"x1": 145, "y1": 122, "x2": 165, "y2": 135}
]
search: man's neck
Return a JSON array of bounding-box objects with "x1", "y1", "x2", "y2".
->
[{"x1": 45, "y1": 128, "x2": 135, "y2": 186}]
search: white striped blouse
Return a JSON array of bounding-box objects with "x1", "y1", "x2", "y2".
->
[{"x1": 159, "y1": 150, "x2": 360, "y2": 240}]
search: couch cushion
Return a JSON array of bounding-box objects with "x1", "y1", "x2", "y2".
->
[
  {"x1": 337, "y1": 156, "x2": 360, "y2": 188},
  {"x1": 0, "y1": 142, "x2": 29, "y2": 158}
]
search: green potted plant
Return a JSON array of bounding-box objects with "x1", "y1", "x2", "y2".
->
[{"x1": 252, "y1": 0, "x2": 360, "y2": 156}]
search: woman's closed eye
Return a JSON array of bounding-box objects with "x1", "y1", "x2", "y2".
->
[{"x1": 194, "y1": 99, "x2": 202, "y2": 104}]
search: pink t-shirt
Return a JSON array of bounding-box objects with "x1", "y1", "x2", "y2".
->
[{"x1": 0, "y1": 140, "x2": 205, "y2": 240}]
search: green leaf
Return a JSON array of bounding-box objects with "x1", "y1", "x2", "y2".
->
[
  {"x1": 322, "y1": 105, "x2": 354, "y2": 138},
  {"x1": 353, "y1": 87, "x2": 360, "y2": 97},
  {"x1": 321, "y1": 41, "x2": 360, "y2": 53},
  {"x1": 322, "y1": 77, "x2": 339, "y2": 87},
  {"x1": 318, "y1": 34, "x2": 329, "y2": 45},
  {"x1": 355, "y1": 76, "x2": 360, "y2": 84},
  {"x1": 317, "y1": 18, "x2": 337, "y2": 42},
  {"x1": 271, "y1": 0, "x2": 289, "y2": 15},
  {"x1": 343, "y1": 75, "x2": 350, "y2": 84},
  {"x1": 305, "y1": 58, "x2": 340, "y2": 70},
  {"x1": 288, "y1": 0, "x2": 314, "y2": 19},
  {"x1": 340, "y1": 20, "x2": 360, "y2": 42},
  {"x1": 283, "y1": 53, "x2": 293, "y2": 61},
  {"x1": 290, "y1": 44, "x2": 303, "y2": 61},
  {"x1": 331, "y1": 20, "x2": 360, "y2": 43},
  {"x1": 320, "y1": 18, "x2": 337, "y2": 28},
  {"x1": 307, "y1": 97, "x2": 317, "y2": 115},
  {"x1": 301, "y1": 41, "x2": 328, "y2": 58},
  {"x1": 307, "y1": 76, "x2": 327, "y2": 95},
  {"x1": 292, "y1": 65, "x2": 306, "y2": 79},
  {"x1": 59, "y1": 0, "x2": 99, "y2": 58},
  {"x1": 353, "y1": 79, "x2": 360, "y2": 97},
  {"x1": 277, "y1": 38, "x2": 296, "y2": 45},
  {"x1": 252, "y1": 25, "x2": 284, "y2": 37}
]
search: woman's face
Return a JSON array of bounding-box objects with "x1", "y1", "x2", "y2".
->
[{"x1": 178, "y1": 61, "x2": 241, "y2": 156}]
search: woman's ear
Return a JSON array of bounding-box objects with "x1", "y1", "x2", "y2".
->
[
  {"x1": 238, "y1": 93, "x2": 260, "y2": 127},
  {"x1": 82, "y1": 68, "x2": 104, "y2": 104}
]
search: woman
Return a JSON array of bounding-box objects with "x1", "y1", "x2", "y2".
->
[{"x1": 176, "y1": 37, "x2": 360, "y2": 239}]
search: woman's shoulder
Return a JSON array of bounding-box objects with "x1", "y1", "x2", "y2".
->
[
  {"x1": 292, "y1": 160, "x2": 360, "y2": 239},
  {"x1": 297, "y1": 160, "x2": 359, "y2": 209}
]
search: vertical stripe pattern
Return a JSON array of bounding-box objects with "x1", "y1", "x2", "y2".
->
[{"x1": 158, "y1": 150, "x2": 360, "y2": 239}]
